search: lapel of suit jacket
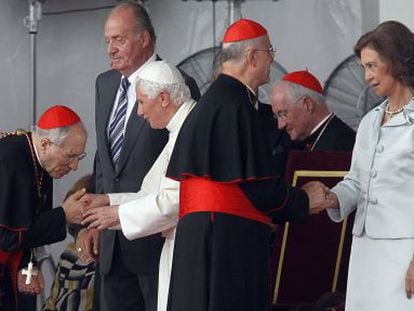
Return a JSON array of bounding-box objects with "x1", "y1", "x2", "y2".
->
[
  {"x1": 101, "y1": 70, "x2": 122, "y2": 173},
  {"x1": 115, "y1": 98, "x2": 146, "y2": 176}
]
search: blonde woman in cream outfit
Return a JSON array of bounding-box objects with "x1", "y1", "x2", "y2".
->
[{"x1": 326, "y1": 21, "x2": 414, "y2": 311}]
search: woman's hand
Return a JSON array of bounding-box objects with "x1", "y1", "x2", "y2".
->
[{"x1": 405, "y1": 259, "x2": 414, "y2": 298}]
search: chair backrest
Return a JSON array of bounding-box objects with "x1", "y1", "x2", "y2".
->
[{"x1": 271, "y1": 150, "x2": 354, "y2": 307}]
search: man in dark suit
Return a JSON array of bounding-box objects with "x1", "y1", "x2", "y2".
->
[
  {"x1": 82, "y1": 2, "x2": 200, "y2": 311},
  {"x1": 270, "y1": 70, "x2": 355, "y2": 152}
]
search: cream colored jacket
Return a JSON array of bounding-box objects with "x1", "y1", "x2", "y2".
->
[{"x1": 328, "y1": 99, "x2": 414, "y2": 238}]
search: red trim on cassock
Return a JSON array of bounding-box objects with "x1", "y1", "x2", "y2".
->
[
  {"x1": 168, "y1": 172, "x2": 275, "y2": 183},
  {"x1": 0, "y1": 224, "x2": 26, "y2": 249},
  {"x1": 0, "y1": 250, "x2": 24, "y2": 309},
  {"x1": 179, "y1": 177, "x2": 271, "y2": 225},
  {"x1": 0, "y1": 224, "x2": 27, "y2": 232},
  {"x1": 0, "y1": 225, "x2": 27, "y2": 307},
  {"x1": 265, "y1": 187, "x2": 290, "y2": 215}
]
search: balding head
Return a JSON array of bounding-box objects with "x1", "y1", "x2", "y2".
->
[{"x1": 270, "y1": 80, "x2": 329, "y2": 141}]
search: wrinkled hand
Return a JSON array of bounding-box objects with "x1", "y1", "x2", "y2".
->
[
  {"x1": 76, "y1": 228, "x2": 99, "y2": 262},
  {"x1": 81, "y1": 193, "x2": 110, "y2": 212},
  {"x1": 17, "y1": 267, "x2": 44, "y2": 295},
  {"x1": 302, "y1": 181, "x2": 338, "y2": 215},
  {"x1": 82, "y1": 205, "x2": 120, "y2": 230},
  {"x1": 405, "y1": 259, "x2": 414, "y2": 298},
  {"x1": 63, "y1": 188, "x2": 88, "y2": 224}
]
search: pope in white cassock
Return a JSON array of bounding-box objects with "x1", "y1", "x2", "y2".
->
[{"x1": 81, "y1": 60, "x2": 197, "y2": 311}]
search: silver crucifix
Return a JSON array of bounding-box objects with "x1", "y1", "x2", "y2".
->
[{"x1": 22, "y1": 261, "x2": 38, "y2": 285}]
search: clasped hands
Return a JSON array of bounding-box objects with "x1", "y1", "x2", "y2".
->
[
  {"x1": 80, "y1": 193, "x2": 120, "y2": 230},
  {"x1": 301, "y1": 181, "x2": 339, "y2": 215},
  {"x1": 62, "y1": 192, "x2": 120, "y2": 263},
  {"x1": 63, "y1": 191, "x2": 120, "y2": 229}
]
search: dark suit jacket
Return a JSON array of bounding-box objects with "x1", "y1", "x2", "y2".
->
[
  {"x1": 93, "y1": 66, "x2": 200, "y2": 275},
  {"x1": 312, "y1": 115, "x2": 355, "y2": 151}
]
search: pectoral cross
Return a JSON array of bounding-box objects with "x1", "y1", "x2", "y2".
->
[{"x1": 22, "y1": 261, "x2": 38, "y2": 285}]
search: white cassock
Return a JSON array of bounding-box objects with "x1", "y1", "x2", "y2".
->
[{"x1": 108, "y1": 99, "x2": 196, "y2": 311}]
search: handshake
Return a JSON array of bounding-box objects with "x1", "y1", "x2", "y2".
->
[
  {"x1": 60, "y1": 192, "x2": 116, "y2": 263},
  {"x1": 61, "y1": 190, "x2": 119, "y2": 229},
  {"x1": 301, "y1": 181, "x2": 339, "y2": 215}
]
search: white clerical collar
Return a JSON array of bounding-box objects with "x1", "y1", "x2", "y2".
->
[
  {"x1": 309, "y1": 113, "x2": 333, "y2": 136},
  {"x1": 32, "y1": 135, "x2": 44, "y2": 169},
  {"x1": 246, "y1": 85, "x2": 256, "y2": 95},
  {"x1": 166, "y1": 99, "x2": 195, "y2": 133},
  {"x1": 125, "y1": 52, "x2": 157, "y2": 86}
]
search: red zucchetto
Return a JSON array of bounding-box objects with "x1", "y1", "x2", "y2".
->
[
  {"x1": 282, "y1": 70, "x2": 323, "y2": 94},
  {"x1": 37, "y1": 105, "x2": 81, "y2": 129},
  {"x1": 223, "y1": 18, "x2": 268, "y2": 43}
]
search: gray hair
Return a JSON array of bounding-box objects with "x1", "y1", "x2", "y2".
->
[
  {"x1": 31, "y1": 122, "x2": 87, "y2": 145},
  {"x1": 211, "y1": 49, "x2": 223, "y2": 80},
  {"x1": 221, "y1": 36, "x2": 264, "y2": 63},
  {"x1": 111, "y1": 1, "x2": 156, "y2": 45},
  {"x1": 284, "y1": 81, "x2": 326, "y2": 106},
  {"x1": 138, "y1": 79, "x2": 191, "y2": 106}
]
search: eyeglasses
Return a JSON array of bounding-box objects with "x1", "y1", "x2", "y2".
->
[
  {"x1": 275, "y1": 97, "x2": 307, "y2": 121},
  {"x1": 275, "y1": 111, "x2": 288, "y2": 121},
  {"x1": 50, "y1": 141, "x2": 87, "y2": 163},
  {"x1": 255, "y1": 45, "x2": 276, "y2": 60}
]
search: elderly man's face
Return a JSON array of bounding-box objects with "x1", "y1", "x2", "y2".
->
[
  {"x1": 137, "y1": 86, "x2": 169, "y2": 129},
  {"x1": 271, "y1": 85, "x2": 312, "y2": 141},
  {"x1": 104, "y1": 8, "x2": 147, "y2": 77},
  {"x1": 252, "y1": 35, "x2": 274, "y2": 86},
  {"x1": 41, "y1": 124, "x2": 87, "y2": 179}
]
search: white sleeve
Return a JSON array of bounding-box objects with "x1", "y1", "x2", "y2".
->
[
  {"x1": 119, "y1": 176, "x2": 179, "y2": 240},
  {"x1": 327, "y1": 136, "x2": 360, "y2": 222},
  {"x1": 108, "y1": 192, "x2": 142, "y2": 205}
]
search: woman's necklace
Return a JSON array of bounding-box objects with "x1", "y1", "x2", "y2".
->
[{"x1": 385, "y1": 97, "x2": 414, "y2": 117}]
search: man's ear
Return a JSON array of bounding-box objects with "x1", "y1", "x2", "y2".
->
[
  {"x1": 303, "y1": 97, "x2": 315, "y2": 113},
  {"x1": 39, "y1": 137, "x2": 51, "y2": 153},
  {"x1": 159, "y1": 91, "x2": 171, "y2": 108},
  {"x1": 139, "y1": 30, "x2": 152, "y2": 48},
  {"x1": 245, "y1": 48, "x2": 256, "y2": 67}
]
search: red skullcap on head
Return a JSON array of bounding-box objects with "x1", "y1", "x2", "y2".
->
[
  {"x1": 223, "y1": 18, "x2": 268, "y2": 43},
  {"x1": 37, "y1": 105, "x2": 81, "y2": 129},
  {"x1": 282, "y1": 70, "x2": 323, "y2": 94}
]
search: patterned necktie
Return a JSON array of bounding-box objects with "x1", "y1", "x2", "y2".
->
[{"x1": 108, "y1": 77, "x2": 130, "y2": 168}]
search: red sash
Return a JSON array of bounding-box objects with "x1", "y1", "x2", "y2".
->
[{"x1": 179, "y1": 177, "x2": 271, "y2": 225}]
